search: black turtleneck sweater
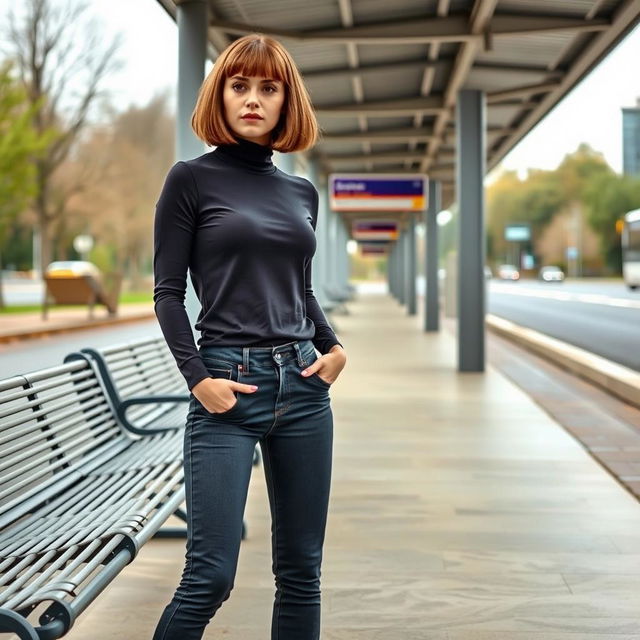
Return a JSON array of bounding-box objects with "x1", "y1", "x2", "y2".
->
[{"x1": 153, "y1": 136, "x2": 343, "y2": 391}]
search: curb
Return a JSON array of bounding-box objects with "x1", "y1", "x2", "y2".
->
[
  {"x1": 486, "y1": 313, "x2": 640, "y2": 409},
  {"x1": 0, "y1": 311, "x2": 156, "y2": 344}
]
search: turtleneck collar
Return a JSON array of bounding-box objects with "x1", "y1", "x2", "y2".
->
[{"x1": 214, "y1": 134, "x2": 276, "y2": 175}]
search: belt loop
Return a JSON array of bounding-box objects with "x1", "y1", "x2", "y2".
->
[
  {"x1": 243, "y1": 347, "x2": 250, "y2": 375},
  {"x1": 293, "y1": 342, "x2": 304, "y2": 368}
]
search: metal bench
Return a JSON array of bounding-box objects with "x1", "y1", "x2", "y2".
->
[
  {"x1": 75, "y1": 336, "x2": 261, "y2": 468},
  {"x1": 75, "y1": 336, "x2": 191, "y2": 437},
  {"x1": 42, "y1": 272, "x2": 122, "y2": 321},
  {"x1": 323, "y1": 284, "x2": 355, "y2": 315},
  {"x1": 0, "y1": 358, "x2": 185, "y2": 639}
]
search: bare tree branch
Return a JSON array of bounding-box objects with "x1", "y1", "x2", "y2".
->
[{"x1": 1, "y1": 0, "x2": 124, "y2": 271}]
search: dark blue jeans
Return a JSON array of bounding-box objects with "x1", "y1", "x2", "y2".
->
[{"x1": 152, "y1": 339, "x2": 333, "y2": 640}]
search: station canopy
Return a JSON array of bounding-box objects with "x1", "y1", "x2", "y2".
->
[{"x1": 158, "y1": 0, "x2": 640, "y2": 212}]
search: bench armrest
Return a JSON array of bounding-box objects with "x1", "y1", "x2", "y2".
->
[{"x1": 117, "y1": 395, "x2": 189, "y2": 437}]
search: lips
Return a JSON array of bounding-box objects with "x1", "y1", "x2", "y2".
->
[{"x1": 242, "y1": 114, "x2": 263, "y2": 120}]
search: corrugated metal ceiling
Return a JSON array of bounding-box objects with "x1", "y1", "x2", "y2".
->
[{"x1": 157, "y1": 0, "x2": 640, "y2": 207}]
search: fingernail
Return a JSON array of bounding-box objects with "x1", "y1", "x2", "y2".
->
[
  {"x1": 251, "y1": 385, "x2": 258, "y2": 390},
  {"x1": 301, "y1": 370, "x2": 308, "y2": 376}
]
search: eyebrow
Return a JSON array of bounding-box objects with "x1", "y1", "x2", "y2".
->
[{"x1": 230, "y1": 75, "x2": 281, "y2": 83}]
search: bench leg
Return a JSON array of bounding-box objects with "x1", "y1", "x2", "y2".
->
[
  {"x1": 0, "y1": 609, "x2": 40, "y2": 640},
  {"x1": 152, "y1": 527, "x2": 187, "y2": 539}
]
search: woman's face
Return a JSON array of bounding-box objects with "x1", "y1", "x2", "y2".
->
[{"x1": 223, "y1": 74, "x2": 285, "y2": 146}]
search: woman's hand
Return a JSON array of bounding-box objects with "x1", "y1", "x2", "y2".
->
[
  {"x1": 301, "y1": 345, "x2": 346, "y2": 385},
  {"x1": 192, "y1": 377, "x2": 258, "y2": 413}
]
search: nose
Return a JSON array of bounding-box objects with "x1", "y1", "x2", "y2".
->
[{"x1": 245, "y1": 87, "x2": 260, "y2": 108}]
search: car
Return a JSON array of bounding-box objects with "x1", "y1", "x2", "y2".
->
[
  {"x1": 497, "y1": 264, "x2": 520, "y2": 281},
  {"x1": 45, "y1": 260, "x2": 102, "y2": 279},
  {"x1": 484, "y1": 265, "x2": 493, "y2": 279},
  {"x1": 538, "y1": 265, "x2": 565, "y2": 282}
]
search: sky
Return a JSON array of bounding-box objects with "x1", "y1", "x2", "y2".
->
[{"x1": 1, "y1": 0, "x2": 639, "y2": 179}]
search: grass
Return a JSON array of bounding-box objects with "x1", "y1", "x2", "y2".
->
[
  {"x1": 0, "y1": 291, "x2": 154, "y2": 315},
  {"x1": 120, "y1": 291, "x2": 154, "y2": 304}
]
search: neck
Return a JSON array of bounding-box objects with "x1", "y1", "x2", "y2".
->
[{"x1": 214, "y1": 134, "x2": 276, "y2": 175}]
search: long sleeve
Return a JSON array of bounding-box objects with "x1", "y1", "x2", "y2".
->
[
  {"x1": 153, "y1": 161, "x2": 210, "y2": 391},
  {"x1": 305, "y1": 183, "x2": 343, "y2": 355}
]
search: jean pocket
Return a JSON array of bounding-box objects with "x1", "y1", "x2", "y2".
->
[
  {"x1": 310, "y1": 371, "x2": 332, "y2": 387},
  {"x1": 200, "y1": 354, "x2": 238, "y2": 374},
  {"x1": 197, "y1": 356, "x2": 241, "y2": 414},
  {"x1": 301, "y1": 349, "x2": 332, "y2": 388}
]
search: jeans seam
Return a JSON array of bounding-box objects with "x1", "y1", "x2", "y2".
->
[
  {"x1": 263, "y1": 364, "x2": 281, "y2": 438},
  {"x1": 263, "y1": 444, "x2": 282, "y2": 640},
  {"x1": 158, "y1": 422, "x2": 194, "y2": 639}
]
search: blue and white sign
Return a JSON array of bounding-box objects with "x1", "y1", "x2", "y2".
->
[
  {"x1": 330, "y1": 173, "x2": 428, "y2": 212},
  {"x1": 505, "y1": 224, "x2": 530, "y2": 242}
]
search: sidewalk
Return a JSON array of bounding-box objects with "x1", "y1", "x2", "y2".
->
[
  {"x1": 61, "y1": 292, "x2": 640, "y2": 638},
  {"x1": 0, "y1": 303, "x2": 155, "y2": 342}
]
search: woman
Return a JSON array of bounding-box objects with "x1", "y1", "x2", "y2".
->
[{"x1": 151, "y1": 33, "x2": 346, "y2": 640}]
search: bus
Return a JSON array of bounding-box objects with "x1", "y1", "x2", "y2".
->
[{"x1": 622, "y1": 208, "x2": 640, "y2": 290}]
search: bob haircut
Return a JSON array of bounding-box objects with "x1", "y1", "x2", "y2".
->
[{"x1": 191, "y1": 34, "x2": 319, "y2": 153}]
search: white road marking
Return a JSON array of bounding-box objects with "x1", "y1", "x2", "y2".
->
[{"x1": 490, "y1": 283, "x2": 640, "y2": 309}]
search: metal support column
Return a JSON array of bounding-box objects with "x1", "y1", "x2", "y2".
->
[
  {"x1": 339, "y1": 216, "x2": 350, "y2": 288},
  {"x1": 406, "y1": 215, "x2": 417, "y2": 315},
  {"x1": 425, "y1": 180, "x2": 441, "y2": 331},
  {"x1": 456, "y1": 89, "x2": 486, "y2": 372},
  {"x1": 398, "y1": 231, "x2": 406, "y2": 306},
  {"x1": 176, "y1": 0, "x2": 208, "y2": 325},
  {"x1": 387, "y1": 244, "x2": 393, "y2": 298},
  {"x1": 307, "y1": 159, "x2": 330, "y2": 307},
  {"x1": 176, "y1": 1, "x2": 207, "y2": 162},
  {"x1": 387, "y1": 246, "x2": 393, "y2": 296},
  {"x1": 328, "y1": 207, "x2": 338, "y2": 291},
  {"x1": 334, "y1": 215, "x2": 349, "y2": 291},
  {"x1": 394, "y1": 241, "x2": 401, "y2": 301},
  {"x1": 273, "y1": 150, "x2": 295, "y2": 173},
  {"x1": 393, "y1": 242, "x2": 399, "y2": 300}
]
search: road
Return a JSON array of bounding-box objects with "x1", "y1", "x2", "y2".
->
[
  {"x1": 1, "y1": 274, "x2": 45, "y2": 305},
  {"x1": 0, "y1": 320, "x2": 162, "y2": 379},
  {"x1": 488, "y1": 279, "x2": 640, "y2": 372},
  {"x1": 0, "y1": 273, "x2": 162, "y2": 376},
  {"x1": 2, "y1": 278, "x2": 638, "y2": 377}
]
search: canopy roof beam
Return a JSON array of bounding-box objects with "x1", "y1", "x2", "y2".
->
[{"x1": 208, "y1": 14, "x2": 610, "y2": 45}]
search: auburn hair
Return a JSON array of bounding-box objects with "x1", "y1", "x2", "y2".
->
[{"x1": 191, "y1": 34, "x2": 319, "y2": 153}]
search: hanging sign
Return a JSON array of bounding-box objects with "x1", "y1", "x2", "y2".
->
[
  {"x1": 352, "y1": 220, "x2": 398, "y2": 241},
  {"x1": 360, "y1": 243, "x2": 389, "y2": 256},
  {"x1": 330, "y1": 173, "x2": 428, "y2": 212}
]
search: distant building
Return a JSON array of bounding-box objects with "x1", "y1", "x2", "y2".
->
[{"x1": 622, "y1": 98, "x2": 640, "y2": 176}]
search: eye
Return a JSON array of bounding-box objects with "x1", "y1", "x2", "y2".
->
[
  {"x1": 264, "y1": 85, "x2": 277, "y2": 93},
  {"x1": 231, "y1": 82, "x2": 245, "y2": 91}
]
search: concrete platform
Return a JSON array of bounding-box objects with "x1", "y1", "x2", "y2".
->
[{"x1": 60, "y1": 291, "x2": 640, "y2": 639}]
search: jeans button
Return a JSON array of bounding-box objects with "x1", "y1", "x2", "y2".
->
[{"x1": 275, "y1": 353, "x2": 281, "y2": 360}]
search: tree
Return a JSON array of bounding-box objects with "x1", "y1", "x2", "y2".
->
[
  {"x1": 0, "y1": 58, "x2": 55, "y2": 307},
  {"x1": 555, "y1": 143, "x2": 614, "y2": 203},
  {"x1": 487, "y1": 144, "x2": 616, "y2": 270},
  {"x1": 65, "y1": 92, "x2": 175, "y2": 289},
  {"x1": 2, "y1": 0, "x2": 123, "y2": 275}
]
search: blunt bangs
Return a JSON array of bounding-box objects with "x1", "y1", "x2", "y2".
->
[{"x1": 225, "y1": 39, "x2": 289, "y2": 85}]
